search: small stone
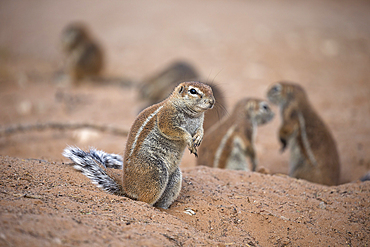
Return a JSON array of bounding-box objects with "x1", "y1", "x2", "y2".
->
[
  {"x1": 53, "y1": 237, "x2": 62, "y2": 245},
  {"x1": 184, "y1": 208, "x2": 196, "y2": 216},
  {"x1": 318, "y1": 201, "x2": 326, "y2": 209}
]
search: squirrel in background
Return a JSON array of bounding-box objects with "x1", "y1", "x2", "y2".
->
[
  {"x1": 61, "y1": 22, "x2": 104, "y2": 83},
  {"x1": 138, "y1": 60, "x2": 227, "y2": 131},
  {"x1": 197, "y1": 98, "x2": 274, "y2": 171},
  {"x1": 267, "y1": 81, "x2": 340, "y2": 185}
]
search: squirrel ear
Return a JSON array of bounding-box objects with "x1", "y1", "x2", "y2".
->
[
  {"x1": 179, "y1": 86, "x2": 184, "y2": 94},
  {"x1": 246, "y1": 101, "x2": 254, "y2": 111}
]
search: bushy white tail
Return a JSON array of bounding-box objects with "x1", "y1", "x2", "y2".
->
[{"x1": 62, "y1": 146, "x2": 123, "y2": 195}]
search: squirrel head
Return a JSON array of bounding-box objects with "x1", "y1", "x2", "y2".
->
[
  {"x1": 234, "y1": 98, "x2": 275, "y2": 126},
  {"x1": 172, "y1": 81, "x2": 215, "y2": 115},
  {"x1": 267, "y1": 81, "x2": 308, "y2": 107},
  {"x1": 249, "y1": 99, "x2": 275, "y2": 125},
  {"x1": 61, "y1": 22, "x2": 91, "y2": 52}
]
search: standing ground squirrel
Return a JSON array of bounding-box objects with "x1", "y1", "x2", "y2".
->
[
  {"x1": 267, "y1": 82, "x2": 340, "y2": 185},
  {"x1": 61, "y1": 22, "x2": 104, "y2": 83},
  {"x1": 63, "y1": 81, "x2": 215, "y2": 209},
  {"x1": 138, "y1": 61, "x2": 226, "y2": 131},
  {"x1": 197, "y1": 98, "x2": 274, "y2": 171}
]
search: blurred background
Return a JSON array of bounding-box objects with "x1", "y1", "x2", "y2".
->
[{"x1": 0, "y1": 0, "x2": 369, "y2": 183}]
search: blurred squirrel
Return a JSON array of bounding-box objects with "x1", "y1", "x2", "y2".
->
[
  {"x1": 61, "y1": 22, "x2": 104, "y2": 83},
  {"x1": 197, "y1": 98, "x2": 274, "y2": 171},
  {"x1": 267, "y1": 82, "x2": 340, "y2": 185},
  {"x1": 138, "y1": 60, "x2": 227, "y2": 131}
]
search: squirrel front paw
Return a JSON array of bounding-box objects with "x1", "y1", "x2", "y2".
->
[
  {"x1": 188, "y1": 130, "x2": 203, "y2": 157},
  {"x1": 192, "y1": 131, "x2": 203, "y2": 148},
  {"x1": 279, "y1": 124, "x2": 295, "y2": 153},
  {"x1": 188, "y1": 145, "x2": 198, "y2": 158},
  {"x1": 279, "y1": 137, "x2": 287, "y2": 152}
]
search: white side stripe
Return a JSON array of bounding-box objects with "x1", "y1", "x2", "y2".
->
[
  {"x1": 298, "y1": 112, "x2": 318, "y2": 166},
  {"x1": 129, "y1": 106, "x2": 164, "y2": 157},
  {"x1": 214, "y1": 125, "x2": 236, "y2": 168}
]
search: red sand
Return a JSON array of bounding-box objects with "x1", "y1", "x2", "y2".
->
[{"x1": 0, "y1": 0, "x2": 369, "y2": 246}]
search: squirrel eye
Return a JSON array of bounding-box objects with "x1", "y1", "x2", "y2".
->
[
  {"x1": 272, "y1": 85, "x2": 281, "y2": 92},
  {"x1": 189, "y1": 88, "x2": 197, "y2": 94},
  {"x1": 262, "y1": 104, "x2": 269, "y2": 111}
]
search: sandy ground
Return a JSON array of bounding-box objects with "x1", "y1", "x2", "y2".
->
[{"x1": 0, "y1": 0, "x2": 370, "y2": 246}]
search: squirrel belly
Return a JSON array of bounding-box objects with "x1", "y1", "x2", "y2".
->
[{"x1": 62, "y1": 81, "x2": 215, "y2": 209}]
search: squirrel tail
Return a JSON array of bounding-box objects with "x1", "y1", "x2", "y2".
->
[{"x1": 62, "y1": 146, "x2": 124, "y2": 196}]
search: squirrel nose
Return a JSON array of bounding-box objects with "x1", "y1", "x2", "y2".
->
[{"x1": 208, "y1": 98, "x2": 215, "y2": 108}]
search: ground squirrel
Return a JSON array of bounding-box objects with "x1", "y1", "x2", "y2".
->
[
  {"x1": 267, "y1": 82, "x2": 340, "y2": 185},
  {"x1": 197, "y1": 98, "x2": 274, "y2": 171},
  {"x1": 63, "y1": 81, "x2": 215, "y2": 209},
  {"x1": 61, "y1": 22, "x2": 104, "y2": 83},
  {"x1": 138, "y1": 61, "x2": 227, "y2": 131}
]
